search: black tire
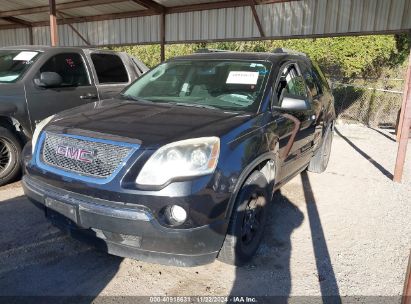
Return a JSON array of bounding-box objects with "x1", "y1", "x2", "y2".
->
[
  {"x1": 0, "y1": 126, "x2": 22, "y2": 186},
  {"x1": 218, "y1": 171, "x2": 269, "y2": 266},
  {"x1": 308, "y1": 124, "x2": 334, "y2": 173}
]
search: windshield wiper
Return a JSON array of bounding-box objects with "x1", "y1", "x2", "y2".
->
[
  {"x1": 120, "y1": 94, "x2": 153, "y2": 103},
  {"x1": 174, "y1": 103, "x2": 218, "y2": 110}
]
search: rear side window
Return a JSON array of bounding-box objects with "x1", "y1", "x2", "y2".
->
[
  {"x1": 312, "y1": 61, "x2": 330, "y2": 90},
  {"x1": 91, "y1": 53, "x2": 128, "y2": 84},
  {"x1": 302, "y1": 70, "x2": 320, "y2": 97},
  {"x1": 300, "y1": 61, "x2": 323, "y2": 97},
  {"x1": 40, "y1": 53, "x2": 89, "y2": 87}
]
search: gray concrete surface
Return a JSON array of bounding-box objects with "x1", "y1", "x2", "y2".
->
[{"x1": 0, "y1": 125, "x2": 410, "y2": 299}]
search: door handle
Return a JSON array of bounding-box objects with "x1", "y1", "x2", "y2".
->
[{"x1": 80, "y1": 93, "x2": 98, "y2": 100}]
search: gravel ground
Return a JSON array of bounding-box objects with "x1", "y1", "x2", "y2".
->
[{"x1": 0, "y1": 124, "x2": 410, "y2": 300}]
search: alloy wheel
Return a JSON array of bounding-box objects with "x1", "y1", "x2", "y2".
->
[{"x1": 0, "y1": 138, "x2": 12, "y2": 178}]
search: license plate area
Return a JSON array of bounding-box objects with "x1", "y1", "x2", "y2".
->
[{"x1": 45, "y1": 197, "x2": 78, "y2": 223}]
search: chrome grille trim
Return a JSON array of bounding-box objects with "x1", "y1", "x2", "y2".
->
[{"x1": 39, "y1": 132, "x2": 135, "y2": 180}]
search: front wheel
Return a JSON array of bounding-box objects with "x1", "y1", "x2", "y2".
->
[
  {"x1": 308, "y1": 124, "x2": 333, "y2": 173},
  {"x1": 217, "y1": 171, "x2": 269, "y2": 266},
  {"x1": 0, "y1": 127, "x2": 22, "y2": 186}
]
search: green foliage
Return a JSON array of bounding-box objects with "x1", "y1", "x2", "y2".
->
[{"x1": 110, "y1": 34, "x2": 410, "y2": 79}]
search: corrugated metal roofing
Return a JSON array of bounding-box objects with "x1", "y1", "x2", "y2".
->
[
  {"x1": 0, "y1": 28, "x2": 31, "y2": 46},
  {"x1": 61, "y1": 1, "x2": 147, "y2": 17},
  {"x1": 0, "y1": 0, "x2": 410, "y2": 47},
  {"x1": 155, "y1": 0, "x2": 225, "y2": 7},
  {"x1": 14, "y1": 13, "x2": 49, "y2": 23},
  {"x1": 1, "y1": 0, "x2": 76, "y2": 13}
]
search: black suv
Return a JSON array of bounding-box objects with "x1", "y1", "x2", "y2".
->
[{"x1": 22, "y1": 49, "x2": 335, "y2": 266}]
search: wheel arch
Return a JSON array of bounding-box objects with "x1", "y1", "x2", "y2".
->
[
  {"x1": 225, "y1": 151, "x2": 279, "y2": 220},
  {"x1": 0, "y1": 115, "x2": 28, "y2": 144},
  {"x1": 0, "y1": 116, "x2": 14, "y2": 129}
]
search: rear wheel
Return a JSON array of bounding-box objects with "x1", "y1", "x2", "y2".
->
[
  {"x1": 218, "y1": 171, "x2": 269, "y2": 266},
  {"x1": 308, "y1": 124, "x2": 333, "y2": 173},
  {"x1": 0, "y1": 127, "x2": 22, "y2": 186}
]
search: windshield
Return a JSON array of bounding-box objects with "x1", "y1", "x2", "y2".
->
[
  {"x1": 123, "y1": 59, "x2": 271, "y2": 112},
  {"x1": 0, "y1": 50, "x2": 40, "y2": 83}
]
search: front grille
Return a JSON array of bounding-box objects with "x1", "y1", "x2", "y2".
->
[{"x1": 41, "y1": 132, "x2": 132, "y2": 179}]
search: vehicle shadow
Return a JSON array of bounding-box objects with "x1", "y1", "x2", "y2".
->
[
  {"x1": 300, "y1": 171, "x2": 341, "y2": 303},
  {"x1": 0, "y1": 195, "x2": 121, "y2": 302},
  {"x1": 229, "y1": 172, "x2": 341, "y2": 303},
  {"x1": 335, "y1": 127, "x2": 393, "y2": 179},
  {"x1": 229, "y1": 188, "x2": 304, "y2": 299}
]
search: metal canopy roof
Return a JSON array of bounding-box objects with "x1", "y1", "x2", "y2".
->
[
  {"x1": 0, "y1": 0, "x2": 269, "y2": 27},
  {"x1": 0, "y1": 0, "x2": 410, "y2": 48}
]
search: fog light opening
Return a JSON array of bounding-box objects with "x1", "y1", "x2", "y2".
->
[{"x1": 169, "y1": 205, "x2": 187, "y2": 224}]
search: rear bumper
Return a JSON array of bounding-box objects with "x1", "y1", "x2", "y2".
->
[{"x1": 22, "y1": 175, "x2": 226, "y2": 266}]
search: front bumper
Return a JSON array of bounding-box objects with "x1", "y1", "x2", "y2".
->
[{"x1": 22, "y1": 175, "x2": 226, "y2": 266}]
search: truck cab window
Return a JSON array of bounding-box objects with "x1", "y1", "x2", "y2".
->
[
  {"x1": 91, "y1": 53, "x2": 129, "y2": 84},
  {"x1": 39, "y1": 53, "x2": 89, "y2": 87}
]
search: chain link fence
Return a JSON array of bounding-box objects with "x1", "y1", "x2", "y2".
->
[{"x1": 330, "y1": 80, "x2": 404, "y2": 128}]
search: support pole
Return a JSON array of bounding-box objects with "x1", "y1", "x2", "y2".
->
[
  {"x1": 49, "y1": 0, "x2": 58, "y2": 46},
  {"x1": 393, "y1": 47, "x2": 411, "y2": 183},
  {"x1": 403, "y1": 250, "x2": 411, "y2": 304},
  {"x1": 397, "y1": 30, "x2": 411, "y2": 141},
  {"x1": 28, "y1": 26, "x2": 33, "y2": 45},
  {"x1": 160, "y1": 13, "x2": 165, "y2": 62}
]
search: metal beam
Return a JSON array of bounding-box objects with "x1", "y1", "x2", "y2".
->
[
  {"x1": 131, "y1": 0, "x2": 165, "y2": 13},
  {"x1": 393, "y1": 46, "x2": 411, "y2": 183},
  {"x1": 1, "y1": 16, "x2": 32, "y2": 27},
  {"x1": 250, "y1": 0, "x2": 265, "y2": 37},
  {"x1": 49, "y1": 0, "x2": 58, "y2": 46},
  {"x1": 166, "y1": 0, "x2": 296, "y2": 14},
  {"x1": 167, "y1": 0, "x2": 251, "y2": 14},
  {"x1": 30, "y1": 10, "x2": 156, "y2": 27},
  {"x1": 0, "y1": 0, "x2": 131, "y2": 18},
  {"x1": 57, "y1": 11, "x2": 91, "y2": 46},
  {"x1": 160, "y1": 13, "x2": 165, "y2": 62}
]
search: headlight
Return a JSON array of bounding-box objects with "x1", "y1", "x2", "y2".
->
[
  {"x1": 136, "y1": 137, "x2": 220, "y2": 186},
  {"x1": 31, "y1": 115, "x2": 55, "y2": 153}
]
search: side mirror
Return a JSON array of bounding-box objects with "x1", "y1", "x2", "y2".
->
[
  {"x1": 278, "y1": 94, "x2": 311, "y2": 111},
  {"x1": 35, "y1": 72, "x2": 62, "y2": 87}
]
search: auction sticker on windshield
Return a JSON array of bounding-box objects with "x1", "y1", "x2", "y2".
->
[
  {"x1": 226, "y1": 71, "x2": 259, "y2": 85},
  {"x1": 13, "y1": 51, "x2": 38, "y2": 62}
]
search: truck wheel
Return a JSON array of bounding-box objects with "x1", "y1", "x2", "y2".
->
[
  {"x1": 308, "y1": 124, "x2": 333, "y2": 173},
  {"x1": 218, "y1": 171, "x2": 268, "y2": 266},
  {"x1": 0, "y1": 127, "x2": 22, "y2": 186}
]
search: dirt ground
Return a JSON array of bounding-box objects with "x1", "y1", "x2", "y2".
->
[{"x1": 0, "y1": 124, "x2": 410, "y2": 300}]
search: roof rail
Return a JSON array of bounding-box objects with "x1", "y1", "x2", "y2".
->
[
  {"x1": 195, "y1": 48, "x2": 233, "y2": 53},
  {"x1": 272, "y1": 48, "x2": 307, "y2": 57}
]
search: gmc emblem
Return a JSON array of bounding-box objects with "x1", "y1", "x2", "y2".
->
[{"x1": 56, "y1": 145, "x2": 95, "y2": 163}]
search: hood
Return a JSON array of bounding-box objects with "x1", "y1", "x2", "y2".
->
[{"x1": 47, "y1": 99, "x2": 252, "y2": 148}]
